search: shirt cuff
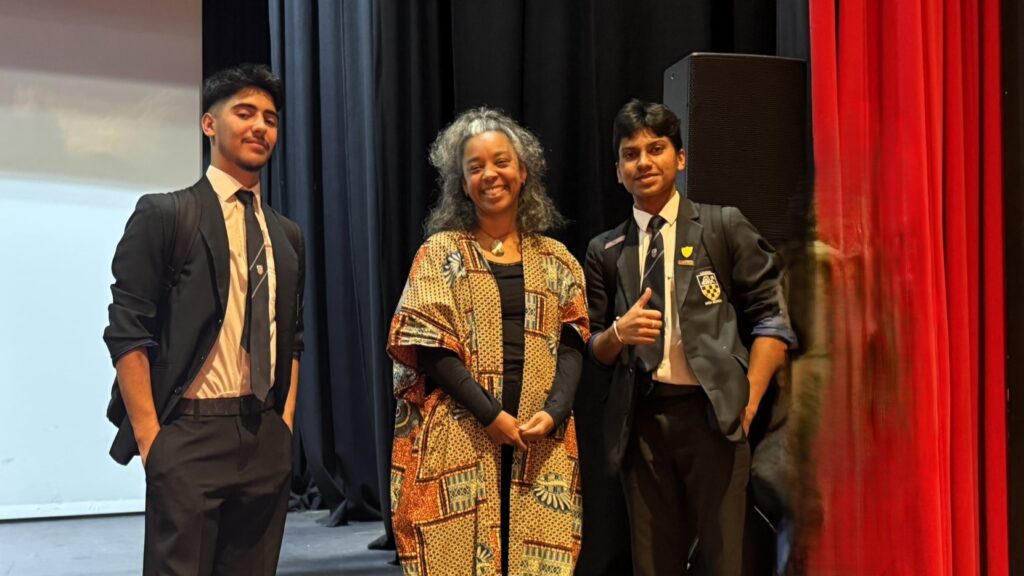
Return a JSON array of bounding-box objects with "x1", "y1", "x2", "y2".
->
[
  {"x1": 110, "y1": 340, "x2": 157, "y2": 365},
  {"x1": 751, "y1": 316, "x2": 799, "y2": 349}
]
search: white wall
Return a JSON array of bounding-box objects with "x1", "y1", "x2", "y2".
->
[{"x1": 0, "y1": 0, "x2": 201, "y2": 519}]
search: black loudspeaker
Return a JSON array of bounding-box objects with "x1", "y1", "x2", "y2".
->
[{"x1": 664, "y1": 53, "x2": 810, "y2": 248}]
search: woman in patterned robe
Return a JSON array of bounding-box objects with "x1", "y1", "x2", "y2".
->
[{"x1": 388, "y1": 108, "x2": 590, "y2": 576}]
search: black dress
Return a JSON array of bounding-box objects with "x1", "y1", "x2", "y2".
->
[{"x1": 492, "y1": 262, "x2": 526, "y2": 576}]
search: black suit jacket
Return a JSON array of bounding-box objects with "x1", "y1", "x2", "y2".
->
[
  {"x1": 584, "y1": 197, "x2": 784, "y2": 472},
  {"x1": 103, "y1": 176, "x2": 305, "y2": 464}
]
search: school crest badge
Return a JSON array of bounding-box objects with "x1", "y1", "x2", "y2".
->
[{"x1": 697, "y1": 270, "x2": 723, "y2": 305}]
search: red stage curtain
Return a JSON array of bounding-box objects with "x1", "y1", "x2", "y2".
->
[{"x1": 806, "y1": 0, "x2": 1007, "y2": 573}]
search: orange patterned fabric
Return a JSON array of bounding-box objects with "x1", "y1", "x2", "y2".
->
[{"x1": 388, "y1": 231, "x2": 590, "y2": 576}]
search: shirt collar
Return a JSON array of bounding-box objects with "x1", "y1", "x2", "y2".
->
[
  {"x1": 633, "y1": 189, "x2": 680, "y2": 232},
  {"x1": 206, "y1": 164, "x2": 262, "y2": 209}
]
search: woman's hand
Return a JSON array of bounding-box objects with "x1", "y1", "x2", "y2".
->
[
  {"x1": 484, "y1": 411, "x2": 528, "y2": 451},
  {"x1": 518, "y1": 411, "x2": 555, "y2": 442}
]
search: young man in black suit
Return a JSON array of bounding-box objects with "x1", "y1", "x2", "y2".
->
[
  {"x1": 104, "y1": 64, "x2": 305, "y2": 575},
  {"x1": 584, "y1": 99, "x2": 795, "y2": 575}
]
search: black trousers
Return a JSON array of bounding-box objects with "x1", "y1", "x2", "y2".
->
[
  {"x1": 142, "y1": 405, "x2": 292, "y2": 576},
  {"x1": 574, "y1": 365, "x2": 633, "y2": 576},
  {"x1": 621, "y1": 384, "x2": 750, "y2": 576}
]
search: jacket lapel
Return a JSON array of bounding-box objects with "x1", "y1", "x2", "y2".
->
[
  {"x1": 674, "y1": 197, "x2": 703, "y2": 315},
  {"x1": 616, "y1": 218, "x2": 641, "y2": 312},
  {"x1": 194, "y1": 177, "x2": 230, "y2": 312},
  {"x1": 263, "y1": 207, "x2": 297, "y2": 314}
]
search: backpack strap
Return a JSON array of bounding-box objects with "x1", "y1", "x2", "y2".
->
[{"x1": 162, "y1": 187, "x2": 199, "y2": 296}]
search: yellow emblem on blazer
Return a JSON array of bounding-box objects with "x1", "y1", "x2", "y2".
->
[
  {"x1": 681, "y1": 245, "x2": 694, "y2": 258},
  {"x1": 697, "y1": 270, "x2": 723, "y2": 305}
]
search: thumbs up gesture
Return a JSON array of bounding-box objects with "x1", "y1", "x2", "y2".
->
[{"x1": 614, "y1": 287, "x2": 663, "y2": 345}]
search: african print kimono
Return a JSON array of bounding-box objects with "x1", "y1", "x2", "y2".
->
[{"x1": 388, "y1": 231, "x2": 590, "y2": 576}]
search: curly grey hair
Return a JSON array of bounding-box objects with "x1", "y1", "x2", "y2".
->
[{"x1": 424, "y1": 107, "x2": 565, "y2": 236}]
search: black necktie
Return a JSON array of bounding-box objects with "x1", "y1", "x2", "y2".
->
[
  {"x1": 636, "y1": 215, "x2": 667, "y2": 372},
  {"x1": 237, "y1": 190, "x2": 271, "y2": 400}
]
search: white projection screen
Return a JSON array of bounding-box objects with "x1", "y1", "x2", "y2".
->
[{"x1": 0, "y1": 0, "x2": 201, "y2": 519}]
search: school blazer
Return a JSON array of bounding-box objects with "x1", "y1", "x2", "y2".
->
[
  {"x1": 583, "y1": 197, "x2": 785, "y2": 472},
  {"x1": 103, "y1": 177, "x2": 305, "y2": 465}
]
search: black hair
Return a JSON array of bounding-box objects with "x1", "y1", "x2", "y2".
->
[
  {"x1": 202, "y1": 63, "x2": 282, "y2": 113},
  {"x1": 611, "y1": 99, "x2": 682, "y2": 157}
]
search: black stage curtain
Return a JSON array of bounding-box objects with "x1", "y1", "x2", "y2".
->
[
  {"x1": 378, "y1": 0, "x2": 808, "y2": 323},
  {"x1": 265, "y1": 0, "x2": 390, "y2": 530},
  {"x1": 201, "y1": 0, "x2": 271, "y2": 165}
]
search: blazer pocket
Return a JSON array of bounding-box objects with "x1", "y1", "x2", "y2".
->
[{"x1": 730, "y1": 352, "x2": 750, "y2": 373}]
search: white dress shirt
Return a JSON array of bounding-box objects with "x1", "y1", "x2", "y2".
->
[
  {"x1": 185, "y1": 165, "x2": 278, "y2": 398},
  {"x1": 633, "y1": 190, "x2": 699, "y2": 385}
]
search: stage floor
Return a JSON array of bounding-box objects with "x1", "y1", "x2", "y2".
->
[{"x1": 0, "y1": 510, "x2": 401, "y2": 575}]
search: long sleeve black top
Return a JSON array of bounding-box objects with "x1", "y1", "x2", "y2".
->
[{"x1": 418, "y1": 262, "x2": 584, "y2": 427}]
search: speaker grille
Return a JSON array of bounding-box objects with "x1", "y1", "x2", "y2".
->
[{"x1": 664, "y1": 53, "x2": 809, "y2": 247}]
